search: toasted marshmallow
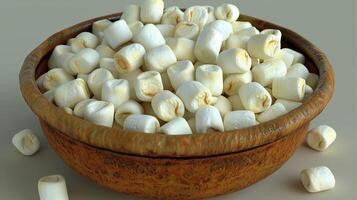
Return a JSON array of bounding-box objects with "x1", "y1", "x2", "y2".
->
[
  {"x1": 54, "y1": 79, "x2": 90, "y2": 108},
  {"x1": 123, "y1": 114, "x2": 160, "y2": 133},
  {"x1": 140, "y1": 0, "x2": 164, "y2": 24},
  {"x1": 73, "y1": 99, "x2": 96, "y2": 118},
  {"x1": 103, "y1": 20, "x2": 133, "y2": 49},
  {"x1": 214, "y1": 3, "x2": 240, "y2": 22},
  {"x1": 306, "y1": 73, "x2": 319, "y2": 89},
  {"x1": 252, "y1": 59, "x2": 287, "y2": 87},
  {"x1": 261, "y1": 29, "x2": 282, "y2": 42},
  {"x1": 196, "y1": 64, "x2": 223, "y2": 96},
  {"x1": 87, "y1": 68, "x2": 114, "y2": 98},
  {"x1": 12, "y1": 129, "x2": 40, "y2": 156},
  {"x1": 160, "y1": 117, "x2": 192, "y2": 135},
  {"x1": 156, "y1": 24, "x2": 175, "y2": 37},
  {"x1": 144, "y1": 45, "x2": 177, "y2": 72},
  {"x1": 167, "y1": 60, "x2": 195, "y2": 90},
  {"x1": 224, "y1": 110, "x2": 257, "y2": 131},
  {"x1": 161, "y1": 6, "x2": 184, "y2": 25},
  {"x1": 115, "y1": 100, "x2": 144, "y2": 126},
  {"x1": 128, "y1": 21, "x2": 144, "y2": 36},
  {"x1": 114, "y1": 43, "x2": 146, "y2": 73},
  {"x1": 272, "y1": 77, "x2": 306, "y2": 101},
  {"x1": 217, "y1": 48, "x2": 252, "y2": 74},
  {"x1": 71, "y1": 32, "x2": 99, "y2": 53},
  {"x1": 184, "y1": 6, "x2": 209, "y2": 29},
  {"x1": 194, "y1": 28, "x2": 223, "y2": 64},
  {"x1": 247, "y1": 34, "x2": 281, "y2": 59},
  {"x1": 239, "y1": 82, "x2": 272, "y2": 113},
  {"x1": 99, "y1": 58, "x2": 120, "y2": 78},
  {"x1": 41, "y1": 68, "x2": 74, "y2": 91},
  {"x1": 307, "y1": 125, "x2": 336, "y2": 151},
  {"x1": 48, "y1": 45, "x2": 73, "y2": 69},
  {"x1": 286, "y1": 63, "x2": 310, "y2": 79},
  {"x1": 166, "y1": 37, "x2": 196, "y2": 63},
  {"x1": 232, "y1": 21, "x2": 252, "y2": 33},
  {"x1": 300, "y1": 166, "x2": 335, "y2": 193},
  {"x1": 228, "y1": 94, "x2": 245, "y2": 111},
  {"x1": 275, "y1": 99, "x2": 302, "y2": 112},
  {"x1": 119, "y1": 69, "x2": 143, "y2": 100},
  {"x1": 83, "y1": 100, "x2": 114, "y2": 127},
  {"x1": 282, "y1": 48, "x2": 305, "y2": 64},
  {"x1": 96, "y1": 44, "x2": 115, "y2": 59},
  {"x1": 213, "y1": 96, "x2": 232, "y2": 117},
  {"x1": 175, "y1": 22, "x2": 200, "y2": 40},
  {"x1": 151, "y1": 90, "x2": 185, "y2": 122},
  {"x1": 225, "y1": 27, "x2": 260, "y2": 50},
  {"x1": 223, "y1": 71, "x2": 253, "y2": 96},
  {"x1": 205, "y1": 20, "x2": 233, "y2": 41},
  {"x1": 66, "y1": 48, "x2": 100, "y2": 75},
  {"x1": 135, "y1": 71, "x2": 164, "y2": 102},
  {"x1": 101, "y1": 79, "x2": 130, "y2": 108},
  {"x1": 257, "y1": 103, "x2": 287, "y2": 123},
  {"x1": 92, "y1": 19, "x2": 112, "y2": 40},
  {"x1": 264, "y1": 49, "x2": 294, "y2": 68},
  {"x1": 121, "y1": 4, "x2": 140, "y2": 24},
  {"x1": 132, "y1": 24, "x2": 166, "y2": 50},
  {"x1": 195, "y1": 106, "x2": 224, "y2": 133},
  {"x1": 176, "y1": 81, "x2": 213, "y2": 112},
  {"x1": 38, "y1": 175, "x2": 69, "y2": 200}
]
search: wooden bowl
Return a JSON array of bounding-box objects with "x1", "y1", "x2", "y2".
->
[{"x1": 19, "y1": 12, "x2": 334, "y2": 200}]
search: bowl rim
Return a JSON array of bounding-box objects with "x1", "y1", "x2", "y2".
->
[{"x1": 19, "y1": 12, "x2": 334, "y2": 158}]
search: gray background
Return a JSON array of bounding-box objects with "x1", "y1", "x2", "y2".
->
[{"x1": 0, "y1": 0, "x2": 356, "y2": 199}]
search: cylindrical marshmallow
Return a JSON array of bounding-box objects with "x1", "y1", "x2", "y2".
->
[
  {"x1": 225, "y1": 27, "x2": 260, "y2": 50},
  {"x1": 118, "y1": 69, "x2": 143, "y2": 100},
  {"x1": 114, "y1": 43, "x2": 146, "y2": 73},
  {"x1": 205, "y1": 20, "x2": 233, "y2": 41},
  {"x1": 306, "y1": 73, "x2": 319, "y2": 89},
  {"x1": 151, "y1": 90, "x2": 185, "y2": 122},
  {"x1": 12, "y1": 129, "x2": 40, "y2": 156},
  {"x1": 140, "y1": 0, "x2": 164, "y2": 24},
  {"x1": 196, "y1": 64, "x2": 223, "y2": 96},
  {"x1": 159, "y1": 117, "x2": 192, "y2": 135},
  {"x1": 103, "y1": 20, "x2": 133, "y2": 49},
  {"x1": 96, "y1": 44, "x2": 115, "y2": 59},
  {"x1": 286, "y1": 63, "x2": 310, "y2": 79},
  {"x1": 184, "y1": 6, "x2": 209, "y2": 29},
  {"x1": 121, "y1": 4, "x2": 140, "y2": 24},
  {"x1": 194, "y1": 28, "x2": 223, "y2": 64},
  {"x1": 43, "y1": 89, "x2": 55, "y2": 102},
  {"x1": 264, "y1": 49, "x2": 294, "y2": 68},
  {"x1": 42, "y1": 68, "x2": 74, "y2": 91},
  {"x1": 83, "y1": 100, "x2": 115, "y2": 127},
  {"x1": 99, "y1": 58, "x2": 120, "y2": 78},
  {"x1": 38, "y1": 175, "x2": 69, "y2": 200},
  {"x1": 176, "y1": 81, "x2": 213, "y2": 112},
  {"x1": 257, "y1": 103, "x2": 287, "y2": 123},
  {"x1": 48, "y1": 45, "x2": 73, "y2": 69},
  {"x1": 239, "y1": 82, "x2": 272, "y2": 113},
  {"x1": 247, "y1": 34, "x2": 281, "y2": 59},
  {"x1": 135, "y1": 71, "x2": 164, "y2": 102},
  {"x1": 54, "y1": 79, "x2": 90, "y2": 108},
  {"x1": 166, "y1": 37, "x2": 196, "y2": 62},
  {"x1": 217, "y1": 48, "x2": 252, "y2": 74},
  {"x1": 232, "y1": 21, "x2": 252, "y2": 33},
  {"x1": 66, "y1": 48, "x2": 100, "y2": 75},
  {"x1": 161, "y1": 6, "x2": 184, "y2": 25},
  {"x1": 307, "y1": 125, "x2": 336, "y2": 151},
  {"x1": 71, "y1": 32, "x2": 99, "y2": 53},
  {"x1": 300, "y1": 166, "x2": 335, "y2": 193},
  {"x1": 144, "y1": 45, "x2": 177, "y2": 72},
  {"x1": 92, "y1": 19, "x2": 112, "y2": 40},
  {"x1": 282, "y1": 48, "x2": 305, "y2": 64},
  {"x1": 156, "y1": 24, "x2": 175, "y2": 37},
  {"x1": 213, "y1": 96, "x2": 232, "y2": 117},
  {"x1": 73, "y1": 99, "x2": 96, "y2": 118},
  {"x1": 224, "y1": 110, "x2": 257, "y2": 131},
  {"x1": 101, "y1": 79, "x2": 130, "y2": 108},
  {"x1": 228, "y1": 94, "x2": 245, "y2": 110},
  {"x1": 115, "y1": 100, "x2": 144, "y2": 126},
  {"x1": 272, "y1": 77, "x2": 306, "y2": 101},
  {"x1": 275, "y1": 99, "x2": 302, "y2": 112},
  {"x1": 132, "y1": 24, "x2": 166, "y2": 50},
  {"x1": 128, "y1": 21, "x2": 144, "y2": 36},
  {"x1": 204, "y1": 6, "x2": 216, "y2": 23},
  {"x1": 167, "y1": 60, "x2": 195, "y2": 90},
  {"x1": 261, "y1": 29, "x2": 282, "y2": 42},
  {"x1": 175, "y1": 22, "x2": 200, "y2": 40},
  {"x1": 223, "y1": 71, "x2": 253, "y2": 96},
  {"x1": 252, "y1": 59, "x2": 287, "y2": 86},
  {"x1": 123, "y1": 114, "x2": 160, "y2": 134},
  {"x1": 87, "y1": 68, "x2": 114, "y2": 98},
  {"x1": 214, "y1": 3, "x2": 240, "y2": 22},
  {"x1": 195, "y1": 106, "x2": 224, "y2": 133}
]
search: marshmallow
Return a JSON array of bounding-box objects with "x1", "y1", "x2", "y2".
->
[
  {"x1": 257, "y1": 103, "x2": 287, "y2": 123},
  {"x1": 224, "y1": 110, "x2": 257, "y2": 131},
  {"x1": 66, "y1": 38, "x2": 75, "y2": 46},
  {"x1": 252, "y1": 59, "x2": 287, "y2": 86},
  {"x1": 223, "y1": 71, "x2": 253, "y2": 96},
  {"x1": 217, "y1": 48, "x2": 252, "y2": 74},
  {"x1": 232, "y1": 21, "x2": 252, "y2": 33},
  {"x1": 43, "y1": 89, "x2": 55, "y2": 102},
  {"x1": 99, "y1": 58, "x2": 120, "y2": 78},
  {"x1": 176, "y1": 81, "x2": 213, "y2": 112},
  {"x1": 194, "y1": 28, "x2": 223, "y2": 64},
  {"x1": 87, "y1": 68, "x2": 114, "y2": 98},
  {"x1": 123, "y1": 114, "x2": 160, "y2": 134},
  {"x1": 48, "y1": 45, "x2": 73, "y2": 69},
  {"x1": 261, "y1": 29, "x2": 282, "y2": 42},
  {"x1": 161, "y1": 72, "x2": 174, "y2": 91},
  {"x1": 239, "y1": 82, "x2": 272, "y2": 113},
  {"x1": 115, "y1": 100, "x2": 144, "y2": 126},
  {"x1": 252, "y1": 57, "x2": 261, "y2": 67},
  {"x1": 101, "y1": 79, "x2": 130, "y2": 108},
  {"x1": 167, "y1": 60, "x2": 195, "y2": 90},
  {"x1": 286, "y1": 63, "x2": 310, "y2": 79},
  {"x1": 304, "y1": 85, "x2": 314, "y2": 99},
  {"x1": 41, "y1": 68, "x2": 74, "y2": 91},
  {"x1": 187, "y1": 118, "x2": 196, "y2": 133},
  {"x1": 92, "y1": 19, "x2": 112, "y2": 40},
  {"x1": 307, "y1": 125, "x2": 336, "y2": 151},
  {"x1": 73, "y1": 99, "x2": 96, "y2": 118},
  {"x1": 275, "y1": 99, "x2": 302, "y2": 112},
  {"x1": 204, "y1": 6, "x2": 216, "y2": 23},
  {"x1": 121, "y1": 4, "x2": 140, "y2": 24},
  {"x1": 83, "y1": 100, "x2": 114, "y2": 127},
  {"x1": 225, "y1": 27, "x2": 260, "y2": 50},
  {"x1": 184, "y1": 6, "x2": 209, "y2": 29},
  {"x1": 144, "y1": 45, "x2": 177, "y2": 72},
  {"x1": 282, "y1": 48, "x2": 305, "y2": 64},
  {"x1": 71, "y1": 32, "x2": 99, "y2": 53},
  {"x1": 156, "y1": 24, "x2": 175, "y2": 37},
  {"x1": 306, "y1": 73, "x2": 319, "y2": 89},
  {"x1": 196, "y1": 64, "x2": 223, "y2": 96},
  {"x1": 247, "y1": 34, "x2": 281, "y2": 59},
  {"x1": 166, "y1": 37, "x2": 196, "y2": 63},
  {"x1": 103, "y1": 20, "x2": 133, "y2": 49},
  {"x1": 228, "y1": 94, "x2": 245, "y2": 111},
  {"x1": 159, "y1": 117, "x2": 192, "y2": 135},
  {"x1": 140, "y1": 0, "x2": 164, "y2": 24},
  {"x1": 272, "y1": 77, "x2": 306, "y2": 101},
  {"x1": 118, "y1": 69, "x2": 143, "y2": 100},
  {"x1": 214, "y1": 3, "x2": 240, "y2": 22},
  {"x1": 175, "y1": 22, "x2": 200, "y2": 40},
  {"x1": 38, "y1": 175, "x2": 69, "y2": 200},
  {"x1": 132, "y1": 24, "x2": 166, "y2": 50},
  {"x1": 66, "y1": 48, "x2": 100, "y2": 75},
  {"x1": 195, "y1": 106, "x2": 224, "y2": 133},
  {"x1": 264, "y1": 49, "x2": 294, "y2": 68},
  {"x1": 213, "y1": 96, "x2": 232, "y2": 117},
  {"x1": 161, "y1": 6, "x2": 184, "y2": 25},
  {"x1": 205, "y1": 20, "x2": 233, "y2": 41},
  {"x1": 96, "y1": 44, "x2": 115, "y2": 59},
  {"x1": 300, "y1": 166, "x2": 335, "y2": 193},
  {"x1": 54, "y1": 79, "x2": 90, "y2": 108},
  {"x1": 135, "y1": 71, "x2": 164, "y2": 102},
  {"x1": 128, "y1": 21, "x2": 144, "y2": 36},
  {"x1": 151, "y1": 90, "x2": 185, "y2": 122},
  {"x1": 114, "y1": 43, "x2": 146, "y2": 73},
  {"x1": 12, "y1": 129, "x2": 40, "y2": 156}
]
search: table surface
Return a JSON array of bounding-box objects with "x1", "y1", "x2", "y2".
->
[{"x1": 0, "y1": 0, "x2": 356, "y2": 199}]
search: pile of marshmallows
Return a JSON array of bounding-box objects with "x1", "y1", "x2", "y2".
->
[{"x1": 16, "y1": 0, "x2": 335, "y2": 197}]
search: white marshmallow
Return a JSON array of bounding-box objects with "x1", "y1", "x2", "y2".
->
[
  {"x1": 55, "y1": 52, "x2": 75, "y2": 71},
  {"x1": 275, "y1": 99, "x2": 302, "y2": 112},
  {"x1": 195, "y1": 106, "x2": 224, "y2": 133},
  {"x1": 261, "y1": 29, "x2": 282, "y2": 42},
  {"x1": 101, "y1": 79, "x2": 130, "y2": 108},
  {"x1": 123, "y1": 114, "x2": 160, "y2": 134},
  {"x1": 83, "y1": 100, "x2": 115, "y2": 127},
  {"x1": 132, "y1": 24, "x2": 166, "y2": 50},
  {"x1": 161, "y1": 6, "x2": 184, "y2": 25},
  {"x1": 42, "y1": 68, "x2": 74, "y2": 91},
  {"x1": 213, "y1": 96, "x2": 232, "y2": 117},
  {"x1": 103, "y1": 20, "x2": 133, "y2": 49},
  {"x1": 257, "y1": 103, "x2": 287, "y2": 123},
  {"x1": 140, "y1": 0, "x2": 164, "y2": 24},
  {"x1": 71, "y1": 32, "x2": 99, "y2": 53},
  {"x1": 48, "y1": 45, "x2": 72, "y2": 69},
  {"x1": 12, "y1": 129, "x2": 40, "y2": 156},
  {"x1": 96, "y1": 44, "x2": 115, "y2": 59},
  {"x1": 286, "y1": 63, "x2": 310, "y2": 79},
  {"x1": 73, "y1": 99, "x2": 96, "y2": 118},
  {"x1": 118, "y1": 69, "x2": 143, "y2": 100},
  {"x1": 224, "y1": 110, "x2": 257, "y2": 131},
  {"x1": 114, "y1": 43, "x2": 146, "y2": 73},
  {"x1": 151, "y1": 90, "x2": 185, "y2": 122},
  {"x1": 144, "y1": 45, "x2": 177, "y2": 72},
  {"x1": 167, "y1": 60, "x2": 195, "y2": 90},
  {"x1": 194, "y1": 28, "x2": 223, "y2": 64},
  {"x1": 217, "y1": 48, "x2": 252, "y2": 74},
  {"x1": 161, "y1": 72, "x2": 174, "y2": 91},
  {"x1": 156, "y1": 24, "x2": 175, "y2": 37},
  {"x1": 252, "y1": 59, "x2": 287, "y2": 86},
  {"x1": 239, "y1": 82, "x2": 272, "y2": 113},
  {"x1": 66, "y1": 38, "x2": 75, "y2": 46},
  {"x1": 77, "y1": 74, "x2": 89, "y2": 83},
  {"x1": 184, "y1": 6, "x2": 209, "y2": 29},
  {"x1": 128, "y1": 21, "x2": 144, "y2": 36},
  {"x1": 196, "y1": 64, "x2": 223, "y2": 96},
  {"x1": 87, "y1": 68, "x2": 114, "y2": 98},
  {"x1": 214, "y1": 3, "x2": 240, "y2": 22},
  {"x1": 272, "y1": 77, "x2": 306, "y2": 101},
  {"x1": 247, "y1": 34, "x2": 281, "y2": 59},
  {"x1": 225, "y1": 27, "x2": 260, "y2": 50},
  {"x1": 264, "y1": 49, "x2": 294, "y2": 68},
  {"x1": 300, "y1": 166, "x2": 335, "y2": 193},
  {"x1": 228, "y1": 94, "x2": 245, "y2": 111},
  {"x1": 306, "y1": 73, "x2": 319, "y2": 89},
  {"x1": 135, "y1": 71, "x2": 164, "y2": 102},
  {"x1": 38, "y1": 175, "x2": 69, "y2": 200},
  {"x1": 43, "y1": 89, "x2": 55, "y2": 102},
  {"x1": 66, "y1": 48, "x2": 100, "y2": 75},
  {"x1": 205, "y1": 20, "x2": 233, "y2": 41},
  {"x1": 252, "y1": 57, "x2": 261, "y2": 67},
  {"x1": 92, "y1": 19, "x2": 112, "y2": 40},
  {"x1": 160, "y1": 117, "x2": 192, "y2": 135},
  {"x1": 223, "y1": 71, "x2": 253, "y2": 96},
  {"x1": 121, "y1": 4, "x2": 140, "y2": 24},
  {"x1": 176, "y1": 81, "x2": 213, "y2": 112},
  {"x1": 305, "y1": 85, "x2": 314, "y2": 98},
  {"x1": 307, "y1": 125, "x2": 336, "y2": 151},
  {"x1": 175, "y1": 22, "x2": 200, "y2": 40},
  {"x1": 99, "y1": 58, "x2": 120, "y2": 78},
  {"x1": 204, "y1": 6, "x2": 216, "y2": 23},
  {"x1": 115, "y1": 100, "x2": 144, "y2": 126},
  {"x1": 282, "y1": 48, "x2": 305, "y2": 64},
  {"x1": 166, "y1": 37, "x2": 196, "y2": 63},
  {"x1": 232, "y1": 21, "x2": 252, "y2": 33},
  {"x1": 54, "y1": 79, "x2": 90, "y2": 108}
]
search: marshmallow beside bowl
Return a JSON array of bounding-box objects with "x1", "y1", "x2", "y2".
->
[{"x1": 20, "y1": 11, "x2": 334, "y2": 200}]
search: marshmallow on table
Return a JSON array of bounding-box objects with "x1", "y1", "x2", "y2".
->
[
  {"x1": 195, "y1": 106, "x2": 224, "y2": 133},
  {"x1": 38, "y1": 175, "x2": 69, "y2": 200},
  {"x1": 306, "y1": 73, "x2": 319, "y2": 89},
  {"x1": 166, "y1": 37, "x2": 196, "y2": 63},
  {"x1": 228, "y1": 94, "x2": 245, "y2": 111},
  {"x1": 264, "y1": 49, "x2": 294, "y2": 68},
  {"x1": 12, "y1": 129, "x2": 40, "y2": 156},
  {"x1": 232, "y1": 21, "x2": 252, "y2": 33},
  {"x1": 83, "y1": 100, "x2": 115, "y2": 127},
  {"x1": 239, "y1": 82, "x2": 272, "y2": 113},
  {"x1": 167, "y1": 60, "x2": 195, "y2": 90},
  {"x1": 156, "y1": 24, "x2": 175, "y2": 37},
  {"x1": 282, "y1": 48, "x2": 305, "y2": 64},
  {"x1": 224, "y1": 110, "x2": 257, "y2": 131},
  {"x1": 99, "y1": 58, "x2": 120, "y2": 78},
  {"x1": 71, "y1": 32, "x2": 99, "y2": 53},
  {"x1": 286, "y1": 63, "x2": 310, "y2": 79},
  {"x1": 54, "y1": 79, "x2": 90, "y2": 108},
  {"x1": 140, "y1": 0, "x2": 164, "y2": 24},
  {"x1": 161, "y1": 72, "x2": 174, "y2": 91},
  {"x1": 144, "y1": 45, "x2": 177, "y2": 72},
  {"x1": 40, "y1": 68, "x2": 74, "y2": 91},
  {"x1": 115, "y1": 100, "x2": 144, "y2": 126},
  {"x1": 184, "y1": 6, "x2": 209, "y2": 29},
  {"x1": 114, "y1": 43, "x2": 146, "y2": 73},
  {"x1": 214, "y1": 3, "x2": 240, "y2": 22},
  {"x1": 123, "y1": 114, "x2": 160, "y2": 134},
  {"x1": 160, "y1": 117, "x2": 192, "y2": 135},
  {"x1": 306, "y1": 125, "x2": 336, "y2": 151},
  {"x1": 176, "y1": 81, "x2": 213, "y2": 112},
  {"x1": 87, "y1": 68, "x2": 114, "y2": 98},
  {"x1": 196, "y1": 64, "x2": 223, "y2": 96},
  {"x1": 223, "y1": 71, "x2": 252, "y2": 96},
  {"x1": 135, "y1": 71, "x2": 164, "y2": 102},
  {"x1": 257, "y1": 103, "x2": 287, "y2": 123},
  {"x1": 261, "y1": 29, "x2": 282, "y2": 42},
  {"x1": 213, "y1": 96, "x2": 232, "y2": 117},
  {"x1": 247, "y1": 34, "x2": 281, "y2": 60},
  {"x1": 275, "y1": 99, "x2": 302, "y2": 112},
  {"x1": 205, "y1": 20, "x2": 233, "y2": 41},
  {"x1": 272, "y1": 77, "x2": 306, "y2": 101},
  {"x1": 101, "y1": 79, "x2": 130, "y2": 108},
  {"x1": 119, "y1": 69, "x2": 143, "y2": 100},
  {"x1": 217, "y1": 48, "x2": 252, "y2": 74},
  {"x1": 225, "y1": 27, "x2": 260, "y2": 50},
  {"x1": 73, "y1": 99, "x2": 96, "y2": 117},
  {"x1": 194, "y1": 28, "x2": 223, "y2": 64},
  {"x1": 151, "y1": 90, "x2": 185, "y2": 122},
  {"x1": 300, "y1": 166, "x2": 335, "y2": 193},
  {"x1": 92, "y1": 19, "x2": 112, "y2": 40},
  {"x1": 175, "y1": 22, "x2": 200, "y2": 40},
  {"x1": 161, "y1": 6, "x2": 184, "y2": 25},
  {"x1": 132, "y1": 24, "x2": 166, "y2": 50},
  {"x1": 96, "y1": 44, "x2": 115, "y2": 59},
  {"x1": 252, "y1": 59, "x2": 287, "y2": 87},
  {"x1": 48, "y1": 45, "x2": 72, "y2": 69},
  {"x1": 103, "y1": 20, "x2": 133, "y2": 50},
  {"x1": 66, "y1": 48, "x2": 100, "y2": 75},
  {"x1": 121, "y1": 4, "x2": 140, "y2": 24}
]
